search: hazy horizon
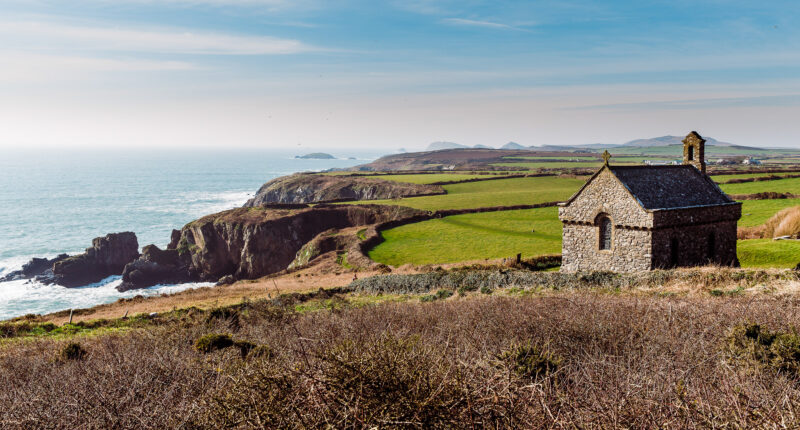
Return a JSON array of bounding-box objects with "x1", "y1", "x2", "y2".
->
[{"x1": 2, "y1": 1, "x2": 799, "y2": 151}]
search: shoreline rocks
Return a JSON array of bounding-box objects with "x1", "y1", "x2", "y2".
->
[
  {"x1": 2, "y1": 233, "x2": 140, "y2": 287},
  {"x1": 117, "y1": 244, "x2": 197, "y2": 292},
  {"x1": 0, "y1": 254, "x2": 69, "y2": 283},
  {"x1": 51, "y1": 232, "x2": 140, "y2": 287}
]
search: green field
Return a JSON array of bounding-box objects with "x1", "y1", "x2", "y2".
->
[
  {"x1": 372, "y1": 173, "x2": 501, "y2": 184},
  {"x1": 739, "y1": 199, "x2": 800, "y2": 226},
  {"x1": 369, "y1": 207, "x2": 800, "y2": 268},
  {"x1": 368, "y1": 208, "x2": 562, "y2": 265},
  {"x1": 737, "y1": 239, "x2": 800, "y2": 268},
  {"x1": 720, "y1": 177, "x2": 800, "y2": 195},
  {"x1": 710, "y1": 172, "x2": 794, "y2": 182},
  {"x1": 357, "y1": 170, "x2": 800, "y2": 269},
  {"x1": 346, "y1": 176, "x2": 585, "y2": 211}
]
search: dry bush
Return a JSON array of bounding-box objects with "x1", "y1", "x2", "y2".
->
[
  {"x1": 739, "y1": 205, "x2": 800, "y2": 239},
  {"x1": 5, "y1": 293, "x2": 800, "y2": 428}
]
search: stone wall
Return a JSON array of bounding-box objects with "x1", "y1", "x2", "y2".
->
[
  {"x1": 561, "y1": 224, "x2": 652, "y2": 272},
  {"x1": 651, "y1": 220, "x2": 739, "y2": 268},
  {"x1": 651, "y1": 203, "x2": 741, "y2": 227},
  {"x1": 558, "y1": 168, "x2": 652, "y2": 227}
]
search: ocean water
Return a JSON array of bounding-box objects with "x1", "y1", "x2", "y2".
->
[{"x1": 0, "y1": 148, "x2": 372, "y2": 320}]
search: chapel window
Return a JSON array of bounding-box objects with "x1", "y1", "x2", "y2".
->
[{"x1": 598, "y1": 216, "x2": 612, "y2": 250}]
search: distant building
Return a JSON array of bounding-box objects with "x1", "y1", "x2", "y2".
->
[
  {"x1": 743, "y1": 158, "x2": 762, "y2": 165},
  {"x1": 558, "y1": 132, "x2": 741, "y2": 272}
]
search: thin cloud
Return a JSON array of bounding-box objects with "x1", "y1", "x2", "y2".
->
[
  {"x1": 0, "y1": 20, "x2": 318, "y2": 55},
  {"x1": 441, "y1": 17, "x2": 529, "y2": 31},
  {"x1": 566, "y1": 95, "x2": 800, "y2": 111}
]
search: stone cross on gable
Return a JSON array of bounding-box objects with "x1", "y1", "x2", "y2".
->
[{"x1": 602, "y1": 150, "x2": 612, "y2": 166}]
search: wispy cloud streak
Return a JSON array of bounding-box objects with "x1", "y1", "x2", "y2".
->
[
  {"x1": 441, "y1": 17, "x2": 529, "y2": 31},
  {"x1": 0, "y1": 20, "x2": 317, "y2": 55}
]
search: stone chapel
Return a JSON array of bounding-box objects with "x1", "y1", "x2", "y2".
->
[{"x1": 558, "y1": 131, "x2": 741, "y2": 272}]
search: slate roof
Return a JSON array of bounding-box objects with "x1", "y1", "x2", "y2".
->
[{"x1": 608, "y1": 165, "x2": 734, "y2": 210}]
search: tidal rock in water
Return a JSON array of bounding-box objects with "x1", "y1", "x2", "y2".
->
[
  {"x1": 117, "y1": 245, "x2": 196, "y2": 292},
  {"x1": 0, "y1": 254, "x2": 69, "y2": 282},
  {"x1": 51, "y1": 232, "x2": 140, "y2": 287}
]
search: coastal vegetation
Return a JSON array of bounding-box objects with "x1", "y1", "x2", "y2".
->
[{"x1": 6, "y1": 271, "x2": 800, "y2": 427}]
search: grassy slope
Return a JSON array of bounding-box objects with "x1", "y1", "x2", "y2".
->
[
  {"x1": 739, "y1": 199, "x2": 800, "y2": 227},
  {"x1": 368, "y1": 208, "x2": 561, "y2": 265},
  {"x1": 346, "y1": 176, "x2": 584, "y2": 211},
  {"x1": 373, "y1": 173, "x2": 500, "y2": 184},
  {"x1": 737, "y1": 239, "x2": 800, "y2": 268},
  {"x1": 720, "y1": 177, "x2": 800, "y2": 194},
  {"x1": 342, "y1": 167, "x2": 800, "y2": 268}
]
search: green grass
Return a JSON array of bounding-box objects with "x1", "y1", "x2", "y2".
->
[
  {"x1": 373, "y1": 173, "x2": 500, "y2": 184},
  {"x1": 737, "y1": 239, "x2": 800, "y2": 268},
  {"x1": 739, "y1": 199, "x2": 800, "y2": 227},
  {"x1": 491, "y1": 161, "x2": 608, "y2": 169},
  {"x1": 711, "y1": 172, "x2": 795, "y2": 182},
  {"x1": 345, "y1": 176, "x2": 584, "y2": 211},
  {"x1": 368, "y1": 208, "x2": 562, "y2": 265},
  {"x1": 720, "y1": 177, "x2": 800, "y2": 195}
]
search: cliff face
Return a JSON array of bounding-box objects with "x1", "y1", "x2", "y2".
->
[
  {"x1": 243, "y1": 174, "x2": 443, "y2": 206},
  {"x1": 118, "y1": 204, "x2": 425, "y2": 291},
  {"x1": 52, "y1": 232, "x2": 139, "y2": 287}
]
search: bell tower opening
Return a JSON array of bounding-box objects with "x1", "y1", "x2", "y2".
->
[{"x1": 682, "y1": 131, "x2": 706, "y2": 174}]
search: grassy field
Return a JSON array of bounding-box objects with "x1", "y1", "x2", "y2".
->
[
  {"x1": 347, "y1": 171, "x2": 800, "y2": 268},
  {"x1": 347, "y1": 176, "x2": 584, "y2": 211},
  {"x1": 370, "y1": 207, "x2": 800, "y2": 268},
  {"x1": 739, "y1": 199, "x2": 800, "y2": 226},
  {"x1": 710, "y1": 172, "x2": 796, "y2": 182},
  {"x1": 371, "y1": 173, "x2": 501, "y2": 184},
  {"x1": 737, "y1": 239, "x2": 800, "y2": 268},
  {"x1": 369, "y1": 208, "x2": 561, "y2": 265},
  {"x1": 720, "y1": 177, "x2": 800, "y2": 195}
]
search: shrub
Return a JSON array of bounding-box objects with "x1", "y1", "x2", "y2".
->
[
  {"x1": 480, "y1": 286, "x2": 493, "y2": 295},
  {"x1": 195, "y1": 333, "x2": 234, "y2": 354},
  {"x1": 497, "y1": 342, "x2": 560, "y2": 380},
  {"x1": 727, "y1": 324, "x2": 800, "y2": 375},
  {"x1": 58, "y1": 342, "x2": 87, "y2": 361}
]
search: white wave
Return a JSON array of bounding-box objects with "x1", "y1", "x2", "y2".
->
[
  {"x1": 0, "y1": 256, "x2": 30, "y2": 278},
  {"x1": 0, "y1": 276, "x2": 213, "y2": 321}
]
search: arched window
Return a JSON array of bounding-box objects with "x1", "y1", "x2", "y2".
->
[
  {"x1": 688, "y1": 146, "x2": 695, "y2": 161},
  {"x1": 598, "y1": 216, "x2": 612, "y2": 250}
]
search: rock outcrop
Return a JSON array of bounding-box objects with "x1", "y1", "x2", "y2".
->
[
  {"x1": 243, "y1": 174, "x2": 444, "y2": 206},
  {"x1": 52, "y1": 232, "x2": 140, "y2": 287},
  {"x1": 117, "y1": 205, "x2": 425, "y2": 291},
  {"x1": 0, "y1": 254, "x2": 69, "y2": 282},
  {"x1": 117, "y1": 245, "x2": 196, "y2": 292}
]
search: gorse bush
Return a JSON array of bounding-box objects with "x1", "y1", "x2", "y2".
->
[
  {"x1": 58, "y1": 342, "x2": 87, "y2": 362},
  {"x1": 727, "y1": 324, "x2": 800, "y2": 375},
  {"x1": 195, "y1": 333, "x2": 234, "y2": 353},
  {"x1": 497, "y1": 342, "x2": 560, "y2": 380}
]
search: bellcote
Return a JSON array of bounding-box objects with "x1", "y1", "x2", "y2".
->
[{"x1": 682, "y1": 131, "x2": 706, "y2": 174}]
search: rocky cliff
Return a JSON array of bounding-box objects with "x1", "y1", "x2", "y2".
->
[
  {"x1": 243, "y1": 174, "x2": 443, "y2": 206},
  {"x1": 52, "y1": 232, "x2": 140, "y2": 287},
  {"x1": 2, "y1": 233, "x2": 140, "y2": 287},
  {"x1": 118, "y1": 204, "x2": 426, "y2": 291}
]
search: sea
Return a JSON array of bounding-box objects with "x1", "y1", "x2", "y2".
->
[{"x1": 0, "y1": 148, "x2": 374, "y2": 320}]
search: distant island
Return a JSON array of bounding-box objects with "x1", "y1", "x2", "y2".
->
[{"x1": 296, "y1": 152, "x2": 335, "y2": 159}]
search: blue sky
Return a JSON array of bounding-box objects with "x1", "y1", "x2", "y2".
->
[{"x1": 1, "y1": 0, "x2": 799, "y2": 150}]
